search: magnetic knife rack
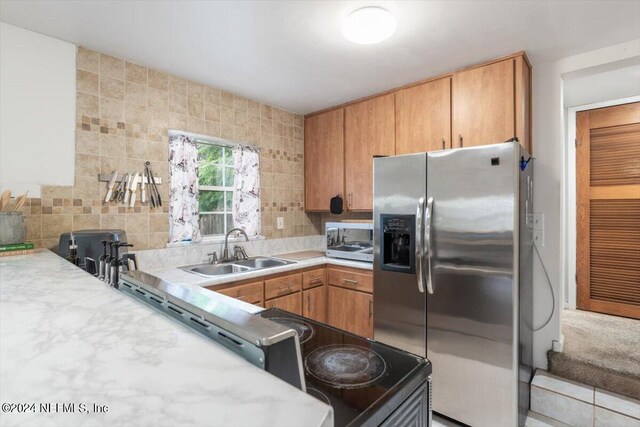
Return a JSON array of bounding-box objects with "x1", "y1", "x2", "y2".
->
[{"x1": 97, "y1": 173, "x2": 163, "y2": 185}]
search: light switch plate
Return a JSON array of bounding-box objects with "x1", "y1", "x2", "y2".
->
[{"x1": 276, "y1": 217, "x2": 284, "y2": 230}]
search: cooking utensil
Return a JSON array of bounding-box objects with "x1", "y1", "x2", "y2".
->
[
  {"x1": 13, "y1": 192, "x2": 28, "y2": 211},
  {"x1": 141, "y1": 169, "x2": 147, "y2": 204},
  {"x1": 116, "y1": 174, "x2": 128, "y2": 203},
  {"x1": 123, "y1": 173, "x2": 132, "y2": 205},
  {"x1": 145, "y1": 162, "x2": 161, "y2": 208},
  {"x1": 104, "y1": 170, "x2": 119, "y2": 203},
  {"x1": 0, "y1": 190, "x2": 11, "y2": 212},
  {"x1": 129, "y1": 172, "x2": 140, "y2": 208}
]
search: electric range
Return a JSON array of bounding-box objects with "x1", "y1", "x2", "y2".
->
[{"x1": 258, "y1": 309, "x2": 432, "y2": 427}]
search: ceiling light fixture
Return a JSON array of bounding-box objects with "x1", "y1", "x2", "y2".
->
[{"x1": 342, "y1": 7, "x2": 396, "y2": 45}]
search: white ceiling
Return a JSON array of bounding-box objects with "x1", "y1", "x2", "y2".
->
[{"x1": 1, "y1": 1, "x2": 639, "y2": 114}]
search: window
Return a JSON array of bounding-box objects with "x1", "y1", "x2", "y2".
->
[{"x1": 197, "y1": 143, "x2": 234, "y2": 236}]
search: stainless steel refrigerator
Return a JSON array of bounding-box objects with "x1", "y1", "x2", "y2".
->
[{"x1": 373, "y1": 141, "x2": 533, "y2": 427}]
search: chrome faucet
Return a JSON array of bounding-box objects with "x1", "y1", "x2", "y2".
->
[{"x1": 222, "y1": 228, "x2": 249, "y2": 261}]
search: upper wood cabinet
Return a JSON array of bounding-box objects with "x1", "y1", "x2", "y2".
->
[
  {"x1": 344, "y1": 93, "x2": 395, "y2": 211},
  {"x1": 304, "y1": 109, "x2": 344, "y2": 211},
  {"x1": 452, "y1": 56, "x2": 531, "y2": 153},
  {"x1": 396, "y1": 77, "x2": 452, "y2": 154}
]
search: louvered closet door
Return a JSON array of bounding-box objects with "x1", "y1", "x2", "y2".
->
[{"x1": 576, "y1": 102, "x2": 640, "y2": 319}]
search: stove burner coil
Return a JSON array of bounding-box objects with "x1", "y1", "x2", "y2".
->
[
  {"x1": 268, "y1": 317, "x2": 315, "y2": 344},
  {"x1": 305, "y1": 344, "x2": 387, "y2": 389}
]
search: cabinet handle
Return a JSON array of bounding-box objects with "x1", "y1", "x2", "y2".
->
[
  {"x1": 236, "y1": 295, "x2": 246, "y2": 301},
  {"x1": 368, "y1": 299, "x2": 373, "y2": 319},
  {"x1": 309, "y1": 277, "x2": 323, "y2": 284},
  {"x1": 278, "y1": 284, "x2": 293, "y2": 294},
  {"x1": 442, "y1": 138, "x2": 445, "y2": 150},
  {"x1": 458, "y1": 134, "x2": 463, "y2": 147},
  {"x1": 307, "y1": 294, "x2": 311, "y2": 313},
  {"x1": 348, "y1": 193, "x2": 352, "y2": 208},
  {"x1": 343, "y1": 278, "x2": 358, "y2": 287}
]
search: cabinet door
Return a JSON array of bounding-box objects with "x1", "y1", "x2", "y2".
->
[
  {"x1": 452, "y1": 59, "x2": 515, "y2": 148},
  {"x1": 396, "y1": 77, "x2": 451, "y2": 154},
  {"x1": 344, "y1": 94, "x2": 395, "y2": 211},
  {"x1": 304, "y1": 109, "x2": 344, "y2": 211},
  {"x1": 303, "y1": 286, "x2": 326, "y2": 322},
  {"x1": 265, "y1": 292, "x2": 302, "y2": 315},
  {"x1": 214, "y1": 281, "x2": 264, "y2": 306},
  {"x1": 327, "y1": 286, "x2": 373, "y2": 338}
]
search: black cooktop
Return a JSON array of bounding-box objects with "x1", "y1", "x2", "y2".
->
[{"x1": 259, "y1": 309, "x2": 431, "y2": 427}]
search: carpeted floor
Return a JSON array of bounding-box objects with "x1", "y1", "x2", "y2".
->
[{"x1": 548, "y1": 309, "x2": 640, "y2": 400}]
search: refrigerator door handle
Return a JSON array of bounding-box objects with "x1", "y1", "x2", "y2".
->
[
  {"x1": 415, "y1": 197, "x2": 425, "y2": 293},
  {"x1": 425, "y1": 197, "x2": 434, "y2": 294}
]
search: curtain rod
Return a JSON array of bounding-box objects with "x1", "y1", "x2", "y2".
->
[{"x1": 168, "y1": 129, "x2": 259, "y2": 151}]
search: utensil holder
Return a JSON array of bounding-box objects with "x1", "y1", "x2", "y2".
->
[{"x1": 0, "y1": 212, "x2": 26, "y2": 245}]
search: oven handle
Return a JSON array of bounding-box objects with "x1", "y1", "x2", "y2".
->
[
  {"x1": 416, "y1": 197, "x2": 425, "y2": 293},
  {"x1": 425, "y1": 197, "x2": 434, "y2": 295}
]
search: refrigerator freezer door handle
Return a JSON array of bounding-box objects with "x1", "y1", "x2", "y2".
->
[
  {"x1": 425, "y1": 197, "x2": 434, "y2": 294},
  {"x1": 416, "y1": 197, "x2": 425, "y2": 293}
]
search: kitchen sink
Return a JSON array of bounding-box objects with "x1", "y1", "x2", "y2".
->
[
  {"x1": 233, "y1": 257, "x2": 294, "y2": 269},
  {"x1": 189, "y1": 263, "x2": 253, "y2": 276},
  {"x1": 180, "y1": 257, "x2": 296, "y2": 278}
]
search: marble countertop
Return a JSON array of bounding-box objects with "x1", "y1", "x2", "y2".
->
[
  {"x1": 0, "y1": 250, "x2": 333, "y2": 427},
  {"x1": 149, "y1": 252, "x2": 372, "y2": 289}
]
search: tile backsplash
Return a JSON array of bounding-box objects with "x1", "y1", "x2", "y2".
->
[{"x1": 20, "y1": 46, "x2": 342, "y2": 250}]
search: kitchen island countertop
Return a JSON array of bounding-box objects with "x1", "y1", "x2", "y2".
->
[{"x1": 0, "y1": 250, "x2": 333, "y2": 427}]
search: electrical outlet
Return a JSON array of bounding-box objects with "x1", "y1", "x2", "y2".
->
[{"x1": 276, "y1": 217, "x2": 284, "y2": 230}]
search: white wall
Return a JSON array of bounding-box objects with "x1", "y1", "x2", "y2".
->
[
  {"x1": 531, "y1": 39, "x2": 640, "y2": 368},
  {"x1": 0, "y1": 22, "x2": 76, "y2": 197}
]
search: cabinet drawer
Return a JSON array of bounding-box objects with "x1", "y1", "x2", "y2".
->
[
  {"x1": 302, "y1": 268, "x2": 326, "y2": 289},
  {"x1": 265, "y1": 273, "x2": 302, "y2": 300},
  {"x1": 328, "y1": 268, "x2": 373, "y2": 293},
  {"x1": 265, "y1": 292, "x2": 302, "y2": 315},
  {"x1": 215, "y1": 281, "x2": 263, "y2": 305}
]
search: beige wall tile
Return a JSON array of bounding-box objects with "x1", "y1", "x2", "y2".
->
[
  {"x1": 205, "y1": 121, "x2": 221, "y2": 138},
  {"x1": 148, "y1": 232, "x2": 169, "y2": 249},
  {"x1": 100, "y1": 214, "x2": 126, "y2": 230},
  {"x1": 42, "y1": 215, "x2": 72, "y2": 239},
  {"x1": 73, "y1": 214, "x2": 100, "y2": 230},
  {"x1": 187, "y1": 117, "x2": 205, "y2": 134},
  {"x1": 148, "y1": 88, "x2": 169, "y2": 111},
  {"x1": 220, "y1": 107, "x2": 234, "y2": 126},
  {"x1": 77, "y1": 93, "x2": 99, "y2": 117},
  {"x1": 73, "y1": 176, "x2": 100, "y2": 200},
  {"x1": 126, "y1": 213, "x2": 149, "y2": 235},
  {"x1": 125, "y1": 104, "x2": 148, "y2": 127},
  {"x1": 41, "y1": 186, "x2": 73, "y2": 199},
  {"x1": 100, "y1": 98, "x2": 124, "y2": 121},
  {"x1": 148, "y1": 69, "x2": 168, "y2": 91},
  {"x1": 169, "y1": 75, "x2": 187, "y2": 95},
  {"x1": 99, "y1": 75, "x2": 125, "y2": 100},
  {"x1": 233, "y1": 95, "x2": 248, "y2": 111},
  {"x1": 125, "y1": 62, "x2": 148, "y2": 85},
  {"x1": 125, "y1": 81, "x2": 147, "y2": 106},
  {"x1": 25, "y1": 215, "x2": 42, "y2": 241},
  {"x1": 125, "y1": 138, "x2": 148, "y2": 159},
  {"x1": 188, "y1": 97, "x2": 204, "y2": 119},
  {"x1": 76, "y1": 153, "x2": 100, "y2": 176},
  {"x1": 100, "y1": 54, "x2": 124, "y2": 79},
  {"x1": 169, "y1": 93, "x2": 187, "y2": 115},
  {"x1": 127, "y1": 233, "x2": 149, "y2": 250},
  {"x1": 76, "y1": 130, "x2": 100, "y2": 154},
  {"x1": 77, "y1": 47, "x2": 99, "y2": 73},
  {"x1": 187, "y1": 81, "x2": 204, "y2": 102},
  {"x1": 77, "y1": 70, "x2": 99, "y2": 95},
  {"x1": 99, "y1": 134, "x2": 126, "y2": 158},
  {"x1": 205, "y1": 103, "x2": 220, "y2": 122},
  {"x1": 221, "y1": 91, "x2": 234, "y2": 109},
  {"x1": 205, "y1": 87, "x2": 220, "y2": 105},
  {"x1": 260, "y1": 104, "x2": 273, "y2": 119},
  {"x1": 149, "y1": 213, "x2": 169, "y2": 233},
  {"x1": 147, "y1": 141, "x2": 168, "y2": 161}
]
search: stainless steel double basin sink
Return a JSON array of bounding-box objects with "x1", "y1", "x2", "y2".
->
[{"x1": 180, "y1": 257, "x2": 296, "y2": 278}]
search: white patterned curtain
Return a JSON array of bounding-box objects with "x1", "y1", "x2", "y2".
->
[
  {"x1": 232, "y1": 145, "x2": 261, "y2": 236},
  {"x1": 169, "y1": 133, "x2": 202, "y2": 243}
]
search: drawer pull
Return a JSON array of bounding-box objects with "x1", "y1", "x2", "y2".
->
[
  {"x1": 368, "y1": 299, "x2": 373, "y2": 318},
  {"x1": 278, "y1": 284, "x2": 293, "y2": 294},
  {"x1": 343, "y1": 279, "x2": 358, "y2": 286},
  {"x1": 309, "y1": 277, "x2": 323, "y2": 284}
]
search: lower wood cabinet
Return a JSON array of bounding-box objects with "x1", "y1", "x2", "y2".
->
[
  {"x1": 327, "y1": 285, "x2": 373, "y2": 339},
  {"x1": 303, "y1": 285, "x2": 326, "y2": 322},
  {"x1": 215, "y1": 281, "x2": 264, "y2": 306},
  {"x1": 265, "y1": 292, "x2": 302, "y2": 315}
]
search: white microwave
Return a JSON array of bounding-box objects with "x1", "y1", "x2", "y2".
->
[{"x1": 325, "y1": 222, "x2": 373, "y2": 263}]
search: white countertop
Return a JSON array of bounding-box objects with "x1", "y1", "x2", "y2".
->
[
  {"x1": 0, "y1": 250, "x2": 333, "y2": 427},
  {"x1": 149, "y1": 254, "x2": 372, "y2": 290}
]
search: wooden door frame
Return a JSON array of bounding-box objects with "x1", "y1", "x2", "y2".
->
[
  {"x1": 575, "y1": 101, "x2": 640, "y2": 319},
  {"x1": 564, "y1": 96, "x2": 640, "y2": 311}
]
